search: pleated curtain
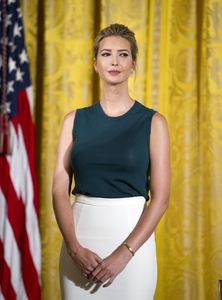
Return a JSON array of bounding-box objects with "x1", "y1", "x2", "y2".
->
[{"x1": 21, "y1": 1, "x2": 222, "y2": 299}]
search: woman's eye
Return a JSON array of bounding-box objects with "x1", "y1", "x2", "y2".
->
[
  {"x1": 120, "y1": 53, "x2": 128, "y2": 57},
  {"x1": 101, "y1": 52, "x2": 110, "y2": 56}
]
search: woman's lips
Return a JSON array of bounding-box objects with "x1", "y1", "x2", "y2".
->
[{"x1": 108, "y1": 70, "x2": 121, "y2": 76}]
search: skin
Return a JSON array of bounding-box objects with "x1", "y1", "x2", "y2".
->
[{"x1": 52, "y1": 35, "x2": 170, "y2": 288}]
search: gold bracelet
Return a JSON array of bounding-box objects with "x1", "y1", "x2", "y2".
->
[{"x1": 123, "y1": 241, "x2": 135, "y2": 256}]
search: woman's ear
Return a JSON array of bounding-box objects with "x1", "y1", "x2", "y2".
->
[
  {"x1": 93, "y1": 58, "x2": 98, "y2": 72},
  {"x1": 130, "y1": 61, "x2": 137, "y2": 75}
]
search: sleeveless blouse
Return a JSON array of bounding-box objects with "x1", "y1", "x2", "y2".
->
[{"x1": 70, "y1": 100, "x2": 156, "y2": 201}]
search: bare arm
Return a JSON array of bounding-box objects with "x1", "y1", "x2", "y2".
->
[
  {"x1": 52, "y1": 111, "x2": 102, "y2": 275},
  {"x1": 90, "y1": 112, "x2": 171, "y2": 286},
  {"x1": 52, "y1": 111, "x2": 78, "y2": 252},
  {"x1": 122, "y1": 112, "x2": 171, "y2": 252}
]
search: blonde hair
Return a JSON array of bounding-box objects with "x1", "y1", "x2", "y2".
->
[{"x1": 93, "y1": 23, "x2": 138, "y2": 62}]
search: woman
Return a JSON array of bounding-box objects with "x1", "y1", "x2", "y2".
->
[{"x1": 52, "y1": 23, "x2": 170, "y2": 300}]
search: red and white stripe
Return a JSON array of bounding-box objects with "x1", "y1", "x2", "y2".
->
[{"x1": 0, "y1": 87, "x2": 41, "y2": 299}]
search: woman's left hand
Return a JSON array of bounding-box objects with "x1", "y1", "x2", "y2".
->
[{"x1": 88, "y1": 244, "x2": 133, "y2": 287}]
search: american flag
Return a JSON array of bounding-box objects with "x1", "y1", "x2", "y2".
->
[{"x1": 0, "y1": 0, "x2": 41, "y2": 299}]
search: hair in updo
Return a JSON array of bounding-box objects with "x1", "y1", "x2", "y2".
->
[{"x1": 93, "y1": 23, "x2": 138, "y2": 62}]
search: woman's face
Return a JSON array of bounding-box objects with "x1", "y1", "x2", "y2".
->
[{"x1": 94, "y1": 36, "x2": 135, "y2": 86}]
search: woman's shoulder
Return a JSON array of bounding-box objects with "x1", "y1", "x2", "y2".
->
[
  {"x1": 63, "y1": 110, "x2": 76, "y2": 123},
  {"x1": 152, "y1": 112, "x2": 168, "y2": 126},
  {"x1": 62, "y1": 102, "x2": 97, "y2": 126},
  {"x1": 151, "y1": 112, "x2": 169, "y2": 138},
  {"x1": 60, "y1": 110, "x2": 77, "y2": 133}
]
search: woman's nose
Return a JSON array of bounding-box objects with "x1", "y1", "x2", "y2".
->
[{"x1": 111, "y1": 55, "x2": 118, "y2": 66}]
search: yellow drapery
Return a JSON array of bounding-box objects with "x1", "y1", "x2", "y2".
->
[{"x1": 21, "y1": 1, "x2": 222, "y2": 299}]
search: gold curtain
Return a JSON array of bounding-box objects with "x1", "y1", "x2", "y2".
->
[{"x1": 21, "y1": 1, "x2": 222, "y2": 299}]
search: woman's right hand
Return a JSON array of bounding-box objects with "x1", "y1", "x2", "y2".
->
[{"x1": 67, "y1": 245, "x2": 102, "y2": 276}]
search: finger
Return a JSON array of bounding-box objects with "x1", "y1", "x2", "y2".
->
[
  {"x1": 84, "y1": 269, "x2": 91, "y2": 275},
  {"x1": 88, "y1": 259, "x2": 101, "y2": 273},
  {"x1": 89, "y1": 264, "x2": 102, "y2": 281},
  {"x1": 100, "y1": 273, "x2": 111, "y2": 283},
  {"x1": 91, "y1": 259, "x2": 101, "y2": 269},
  {"x1": 87, "y1": 260, "x2": 99, "y2": 273},
  {"x1": 89, "y1": 269, "x2": 102, "y2": 281},
  {"x1": 103, "y1": 279, "x2": 113, "y2": 287},
  {"x1": 95, "y1": 255, "x2": 102, "y2": 263},
  {"x1": 103, "y1": 280, "x2": 113, "y2": 287},
  {"x1": 86, "y1": 266, "x2": 94, "y2": 273},
  {"x1": 103, "y1": 275, "x2": 117, "y2": 288},
  {"x1": 86, "y1": 254, "x2": 101, "y2": 271},
  {"x1": 94, "y1": 269, "x2": 108, "y2": 282}
]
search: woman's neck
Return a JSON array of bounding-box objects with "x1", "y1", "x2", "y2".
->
[{"x1": 100, "y1": 83, "x2": 134, "y2": 112}]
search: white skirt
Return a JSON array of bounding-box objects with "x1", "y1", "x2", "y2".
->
[{"x1": 59, "y1": 194, "x2": 157, "y2": 300}]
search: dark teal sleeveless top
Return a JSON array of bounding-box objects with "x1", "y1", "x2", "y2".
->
[{"x1": 70, "y1": 100, "x2": 156, "y2": 201}]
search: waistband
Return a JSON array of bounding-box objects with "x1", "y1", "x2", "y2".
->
[{"x1": 74, "y1": 193, "x2": 146, "y2": 207}]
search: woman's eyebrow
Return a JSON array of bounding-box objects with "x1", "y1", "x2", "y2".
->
[
  {"x1": 118, "y1": 49, "x2": 129, "y2": 52},
  {"x1": 100, "y1": 49, "x2": 130, "y2": 53},
  {"x1": 100, "y1": 49, "x2": 112, "y2": 53}
]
